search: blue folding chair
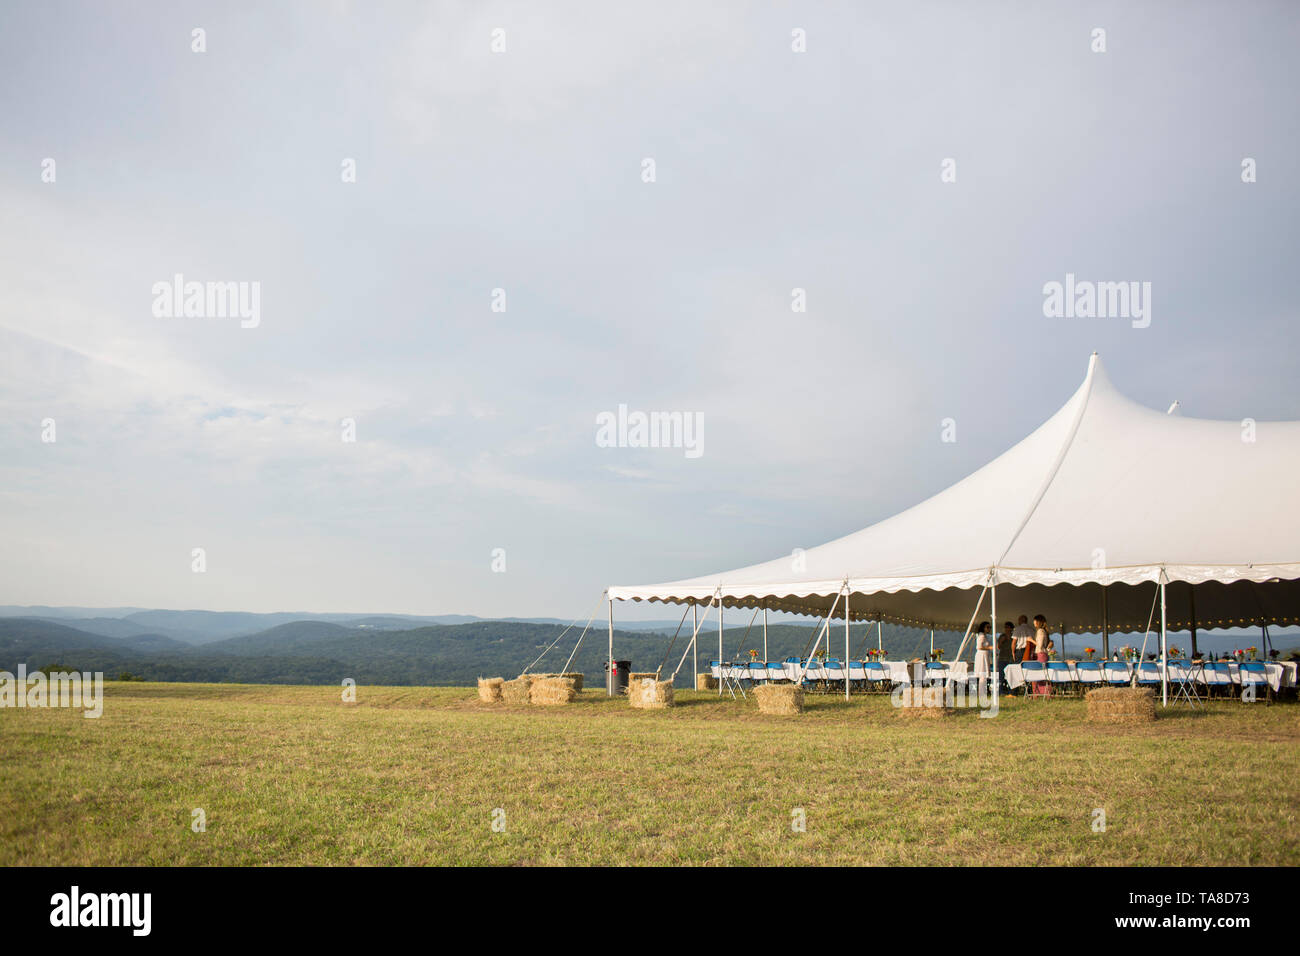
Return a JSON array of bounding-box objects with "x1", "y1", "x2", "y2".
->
[
  {"x1": 766, "y1": 661, "x2": 786, "y2": 683},
  {"x1": 1136, "y1": 662, "x2": 1161, "y2": 688},
  {"x1": 1202, "y1": 661, "x2": 1234, "y2": 697},
  {"x1": 862, "y1": 660, "x2": 889, "y2": 693},
  {"x1": 1076, "y1": 661, "x2": 1104, "y2": 690},
  {"x1": 1021, "y1": 660, "x2": 1047, "y2": 698},
  {"x1": 1239, "y1": 661, "x2": 1272, "y2": 702},
  {"x1": 923, "y1": 661, "x2": 948, "y2": 687},
  {"x1": 1103, "y1": 661, "x2": 1131, "y2": 685},
  {"x1": 1046, "y1": 661, "x2": 1074, "y2": 697}
]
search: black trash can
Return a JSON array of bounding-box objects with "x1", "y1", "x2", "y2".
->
[{"x1": 605, "y1": 659, "x2": 632, "y2": 695}]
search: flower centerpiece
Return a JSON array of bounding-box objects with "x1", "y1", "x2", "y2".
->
[
  {"x1": 1168, "y1": 645, "x2": 1182, "y2": 659},
  {"x1": 814, "y1": 647, "x2": 827, "y2": 661},
  {"x1": 931, "y1": 648, "x2": 945, "y2": 662},
  {"x1": 1233, "y1": 648, "x2": 1245, "y2": 660},
  {"x1": 1083, "y1": 646, "x2": 1096, "y2": 660},
  {"x1": 1120, "y1": 645, "x2": 1135, "y2": 661},
  {"x1": 748, "y1": 648, "x2": 760, "y2": 661},
  {"x1": 1246, "y1": 645, "x2": 1259, "y2": 661}
]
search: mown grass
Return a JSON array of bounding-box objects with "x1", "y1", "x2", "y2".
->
[{"x1": 1, "y1": 682, "x2": 1297, "y2": 865}]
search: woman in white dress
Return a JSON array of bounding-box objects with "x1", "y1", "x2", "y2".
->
[
  {"x1": 973, "y1": 621, "x2": 993, "y2": 675},
  {"x1": 973, "y1": 621, "x2": 992, "y2": 696}
]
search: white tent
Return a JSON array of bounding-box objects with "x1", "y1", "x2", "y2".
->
[{"x1": 607, "y1": 354, "x2": 1300, "y2": 699}]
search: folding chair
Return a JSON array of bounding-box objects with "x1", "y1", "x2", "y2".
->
[
  {"x1": 1103, "y1": 661, "x2": 1130, "y2": 686},
  {"x1": 1166, "y1": 659, "x2": 1200, "y2": 706},
  {"x1": 1021, "y1": 661, "x2": 1047, "y2": 698},
  {"x1": 1076, "y1": 661, "x2": 1104, "y2": 691},
  {"x1": 1202, "y1": 661, "x2": 1233, "y2": 698},
  {"x1": 716, "y1": 661, "x2": 747, "y2": 699},
  {"x1": 862, "y1": 660, "x2": 889, "y2": 693},
  {"x1": 1239, "y1": 662, "x2": 1272, "y2": 703},
  {"x1": 1046, "y1": 661, "x2": 1074, "y2": 697},
  {"x1": 1136, "y1": 662, "x2": 1161, "y2": 690},
  {"x1": 823, "y1": 658, "x2": 845, "y2": 694},
  {"x1": 783, "y1": 657, "x2": 802, "y2": 682},
  {"x1": 846, "y1": 660, "x2": 867, "y2": 693},
  {"x1": 923, "y1": 661, "x2": 948, "y2": 687}
]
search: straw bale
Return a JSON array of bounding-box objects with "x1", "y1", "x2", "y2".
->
[
  {"x1": 1086, "y1": 686, "x2": 1155, "y2": 724},
  {"x1": 754, "y1": 683, "x2": 803, "y2": 715},
  {"x1": 696, "y1": 672, "x2": 718, "y2": 691},
  {"x1": 629, "y1": 677, "x2": 674, "y2": 709},
  {"x1": 501, "y1": 675, "x2": 535, "y2": 704},
  {"x1": 530, "y1": 676, "x2": 578, "y2": 705},
  {"x1": 477, "y1": 677, "x2": 504, "y2": 702}
]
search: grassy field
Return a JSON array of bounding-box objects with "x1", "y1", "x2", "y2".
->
[{"x1": 2, "y1": 682, "x2": 1297, "y2": 866}]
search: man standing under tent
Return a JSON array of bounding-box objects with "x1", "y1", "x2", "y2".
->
[{"x1": 1012, "y1": 615, "x2": 1033, "y2": 661}]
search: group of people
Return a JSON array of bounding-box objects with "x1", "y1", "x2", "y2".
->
[{"x1": 971, "y1": 614, "x2": 1053, "y2": 695}]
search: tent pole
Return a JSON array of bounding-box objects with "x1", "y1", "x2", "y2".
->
[
  {"x1": 717, "y1": 593, "x2": 724, "y2": 697},
  {"x1": 991, "y1": 573, "x2": 998, "y2": 698},
  {"x1": 763, "y1": 606, "x2": 768, "y2": 663},
  {"x1": 877, "y1": 619, "x2": 882, "y2": 652},
  {"x1": 607, "y1": 597, "x2": 614, "y2": 698},
  {"x1": 1160, "y1": 575, "x2": 1168, "y2": 708},
  {"x1": 692, "y1": 604, "x2": 698, "y2": 687},
  {"x1": 845, "y1": 587, "x2": 851, "y2": 701},
  {"x1": 1189, "y1": 585, "x2": 1198, "y2": 659},
  {"x1": 1102, "y1": 586, "x2": 1109, "y2": 659},
  {"x1": 930, "y1": 629, "x2": 934, "y2": 658}
]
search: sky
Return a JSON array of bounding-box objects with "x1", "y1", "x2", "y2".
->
[{"x1": 0, "y1": 1, "x2": 1297, "y2": 620}]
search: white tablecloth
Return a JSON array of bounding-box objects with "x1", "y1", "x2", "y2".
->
[{"x1": 1003, "y1": 660, "x2": 1292, "y2": 692}]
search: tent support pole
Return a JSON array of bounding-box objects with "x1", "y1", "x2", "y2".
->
[
  {"x1": 763, "y1": 606, "x2": 768, "y2": 662},
  {"x1": 717, "y1": 593, "x2": 723, "y2": 697},
  {"x1": 1102, "y1": 586, "x2": 1109, "y2": 659},
  {"x1": 1160, "y1": 575, "x2": 1168, "y2": 708},
  {"x1": 692, "y1": 604, "x2": 698, "y2": 686},
  {"x1": 877, "y1": 620, "x2": 882, "y2": 652},
  {"x1": 991, "y1": 574, "x2": 998, "y2": 698},
  {"x1": 607, "y1": 597, "x2": 614, "y2": 697},
  {"x1": 1189, "y1": 585, "x2": 1198, "y2": 659},
  {"x1": 845, "y1": 588, "x2": 851, "y2": 701}
]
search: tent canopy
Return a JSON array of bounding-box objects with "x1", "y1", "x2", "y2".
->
[{"x1": 609, "y1": 354, "x2": 1300, "y2": 633}]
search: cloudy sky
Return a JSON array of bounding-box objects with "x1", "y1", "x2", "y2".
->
[{"x1": 1, "y1": 1, "x2": 1297, "y2": 619}]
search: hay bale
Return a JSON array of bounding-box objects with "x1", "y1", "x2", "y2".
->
[
  {"x1": 696, "y1": 672, "x2": 718, "y2": 691},
  {"x1": 1086, "y1": 686, "x2": 1155, "y2": 724},
  {"x1": 477, "y1": 677, "x2": 504, "y2": 702},
  {"x1": 561, "y1": 672, "x2": 584, "y2": 693},
  {"x1": 754, "y1": 683, "x2": 803, "y2": 715},
  {"x1": 530, "y1": 676, "x2": 577, "y2": 706},
  {"x1": 629, "y1": 677, "x2": 674, "y2": 709},
  {"x1": 894, "y1": 686, "x2": 954, "y2": 718},
  {"x1": 501, "y1": 675, "x2": 535, "y2": 705}
]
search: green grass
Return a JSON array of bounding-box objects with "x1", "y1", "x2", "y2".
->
[{"x1": 1, "y1": 682, "x2": 1297, "y2": 865}]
